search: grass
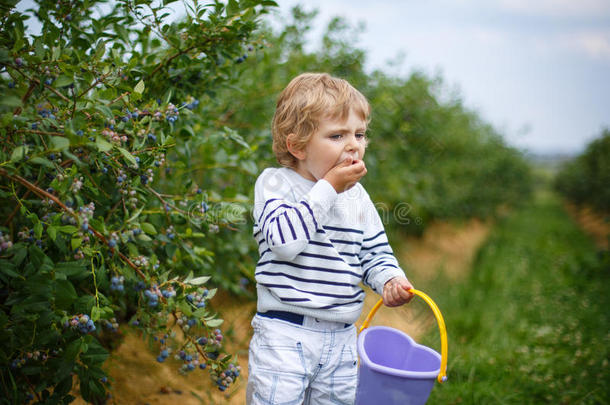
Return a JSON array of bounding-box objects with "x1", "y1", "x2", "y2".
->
[{"x1": 420, "y1": 190, "x2": 610, "y2": 404}]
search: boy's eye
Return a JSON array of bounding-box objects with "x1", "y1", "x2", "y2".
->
[
  {"x1": 356, "y1": 133, "x2": 366, "y2": 139},
  {"x1": 330, "y1": 134, "x2": 343, "y2": 140}
]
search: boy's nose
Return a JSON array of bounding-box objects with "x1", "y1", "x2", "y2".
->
[{"x1": 346, "y1": 135, "x2": 358, "y2": 150}]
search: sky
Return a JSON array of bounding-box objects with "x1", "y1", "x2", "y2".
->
[
  {"x1": 14, "y1": 0, "x2": 610, "y2": 155},
  {"x1": 276, "y1": 0, "x2": 610, "y2": 155}
]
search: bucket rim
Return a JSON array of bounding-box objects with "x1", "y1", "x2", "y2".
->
[{"x1": 357, "y1": 326, "x2": 441, "y2": 380}]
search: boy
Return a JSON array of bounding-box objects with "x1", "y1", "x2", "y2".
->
[{"x1": 247, "y1": 73, "x2": 414, "y2": 405}]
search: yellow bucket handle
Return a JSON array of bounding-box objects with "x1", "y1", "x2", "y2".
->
[{"x1": 358, "y1": 288, "x2": 448, "y2": 383}]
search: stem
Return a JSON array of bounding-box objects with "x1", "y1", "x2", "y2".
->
[
  {"x1": 91, "y1": 256, "x2": 100, "y2": 307},
  {"x1": 77, "y1": 70, "x2": 113, "y2": 99},
  {"x1": 108, "y1": 91, "x2": 129, "y2": 106},
  {"x1": 13, "y1": 81, "x2": 37, "y2": 116},
  {"x1": 145, "y1": 185, "x2": 188, "y2": 216},
  {"x1": 147, "y1": 44, "x2": 198, "y2": 79}
]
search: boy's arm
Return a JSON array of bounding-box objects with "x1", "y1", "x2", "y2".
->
[
  {"x1": 253, "y1": 169, "x2": 337, "y2": 261},
  {"x1": 358, "y1": 191, "x2": 406, "y2": 296}
]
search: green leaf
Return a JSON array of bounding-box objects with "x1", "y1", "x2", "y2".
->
[
  {"x1": 47, "y1": 226, "x2": 57, "y2": 241},
  {"x1": 95, "y1": 136, "x2": 112, "y2": 152},
  {"x1": 71, "y1": 237, "x2": 83, "y2": 250},
  {"x1": 1, "y1": 95, "x2": 22, "y2": 107},
  {"x1": 205, "y1": 318, "x2": 223, "y2": 328},
  {"x1": 134, "y1": 80, "x2": 145, "y2": 94},
  {"x1": 91, "y1": 306, "x2": 101, "y2": 322},
  {"x1": 141, "y1": 223, "x2": 157, "y2": 235},
  {"x1": 34, "y1": 221, "x2": 43, "y2": 238},
  {"x1": 55, "y1": 279, "x2": 78, "y2": 307},
  {"x1": 59, "y1": 225, "x2": 78, "y2": 234},
  {"x1": 51, "y1": 136, "x2": 70, "y2": 151},
  {"x1": 55, "y1": 75, "x2": 74, "y2": 88},
  {"x1": 10, "y1": 145, "x2": 26, "y2": 162},
  {"x1": 55, "y1": 261, "x2": 87, "y2": 278},
  {"x1": 0, "y1": 260, "x2": 21, "y2": 279},
  {"x1": 30, "y1": 157, "x2": 55, "y2": 168},
  {"x1": 64, "y1": 338, "x2": 83, "y2": 361},
  {"x1": 52, "y1": 46, "x2": 61, "y2": 61},
  {"x1": 95, "y1": 105, "x2": 114, "y2": 120},
  {"x1": 188, "y1": 276, "x2": 210, "y2": 285},
  {"x1": 127, "y1": 206, "x2": 144, "y2": 223},
  {"x1": 117, "y1": 147, "x2": 137, "y2": 166}
]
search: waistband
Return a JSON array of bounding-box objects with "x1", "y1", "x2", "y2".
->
[{"x1": 257, "y1": 310, "x2": 351, "y2": 329}]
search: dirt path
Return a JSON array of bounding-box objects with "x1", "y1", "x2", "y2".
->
[{"x1": 76, "y1": 219, "x2": 490, "y2": 404}]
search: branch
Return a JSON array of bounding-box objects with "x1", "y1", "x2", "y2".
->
[
  {"x1": 108, "y1": 92, "x2": 129, "y2": 106},
  {"x1": 0, "y1": 168, "x2": 146, "y2": 279},
  {"x1": 147, "y1": 45, "x2": 198, "y2": 79},
  {"x1": 10, "y1": 65, "x2": 71, "y2": 105},
  {"x1": 13, "y1": 81, "x2": 37, "y2": 116}
]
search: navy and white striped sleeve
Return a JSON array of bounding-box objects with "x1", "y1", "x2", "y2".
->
[
  {"x1": 253, "y1": 169, "x2": 337, "y2": 261},
  {"x1": 358, "y1": 192, "x2": 405, "y2": 294}
]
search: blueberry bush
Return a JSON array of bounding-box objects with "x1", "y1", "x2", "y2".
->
[{"x1": 0, "y1": 0, "x2": 276, "y2": 403}]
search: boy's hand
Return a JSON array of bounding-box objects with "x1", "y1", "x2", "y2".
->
[
  {"x1": 323, "y1": 156, "x2": 367, "y2": 193},
  {"x1": 383, "y1": 277, "x2": 414, "y2": 307}
]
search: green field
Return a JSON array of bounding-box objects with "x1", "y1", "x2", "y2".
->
[{"x1": 420, "y1": 189, "x2": 609, "y2": 404}]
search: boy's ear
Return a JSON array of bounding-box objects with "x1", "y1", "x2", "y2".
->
[{"x1": 286, "y1": 133, "x2": 306, "y2": 161}]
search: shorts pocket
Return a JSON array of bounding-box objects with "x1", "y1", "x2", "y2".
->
[
  {"x1": 250, "y1": 336, "x2": 307, "y2": 405},
  {"x1": 330, "y1": 344, "x2": 358, "y2": 404}
]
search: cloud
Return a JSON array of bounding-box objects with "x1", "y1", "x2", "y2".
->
[
  {"x1": 570, "y1": 31, "x2": 610, "y2": 60},
  {"x1": 497, "y1": 0, "x2": 610, "y2": 18}
]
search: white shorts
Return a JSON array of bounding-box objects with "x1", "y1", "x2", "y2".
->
[{"x1": 247, "y1": 313, "x2": 358, "y2": 405}]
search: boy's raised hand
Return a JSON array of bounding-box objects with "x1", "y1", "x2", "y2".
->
[
  {"x1": 323, "y1": 156, "x2": 367, "y2": 193},
  {"x1": 383, "y1": 276, "x2": 415, "y2": 307}
]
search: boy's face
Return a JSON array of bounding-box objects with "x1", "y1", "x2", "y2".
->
[{"x1": 292, "y1": 108, "x2": 368, "y2": 182}]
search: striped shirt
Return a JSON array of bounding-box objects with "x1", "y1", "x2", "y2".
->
[{"x1": 253, "y1": 167, "x2": 405, "y2": 324}]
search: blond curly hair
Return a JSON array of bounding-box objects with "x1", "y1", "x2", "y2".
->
[{"x1": 271, "y1": 73, "x2": 371, "y2": 168}]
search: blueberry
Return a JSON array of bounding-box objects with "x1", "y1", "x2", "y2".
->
[
  {"x1": 8, "y1": 82, "x2": 15, "y2": 88},
  {"x1": 156, "y1": 355, "x2": 166, "y2": 363},
  {"x1": 108, "y1": 239, "x2": 116, "y2": 248}
]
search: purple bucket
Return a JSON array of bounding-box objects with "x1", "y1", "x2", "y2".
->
[{"x1": 355, "y1": 326, "x2": 441, "y2": 405}]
